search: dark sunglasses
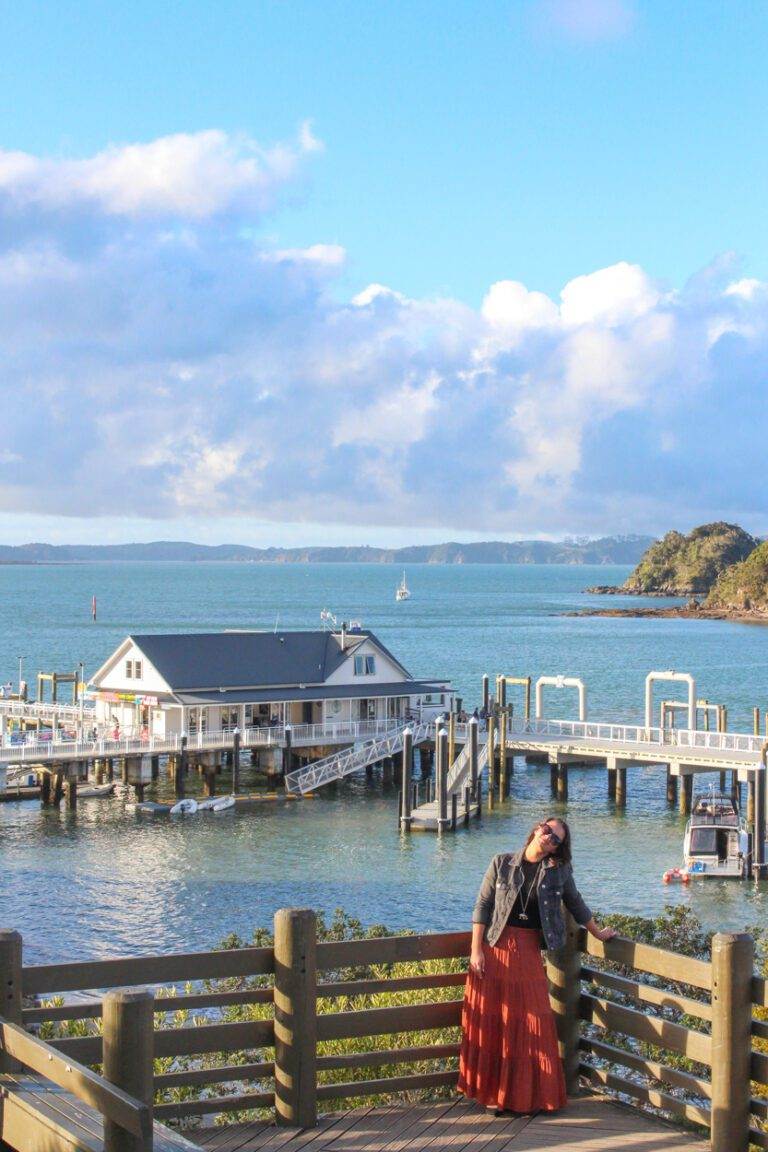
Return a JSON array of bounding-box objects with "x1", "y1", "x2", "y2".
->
[{"x1": 538, "y1": 823, "x2": 563, "y2": 847}]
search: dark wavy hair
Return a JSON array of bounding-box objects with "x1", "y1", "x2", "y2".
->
[{"x1": 523, "y1": 817, "x2": 572, "y2": 864}]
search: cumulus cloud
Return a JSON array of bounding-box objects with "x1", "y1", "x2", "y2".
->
[
  {"x1": 0, "y1": 127, "x2": 318, "y2": 221},
  {"x1": 0, "y1": 130, "x2": 767, "y2": 537}
]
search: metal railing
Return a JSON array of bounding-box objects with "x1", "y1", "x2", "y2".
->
[
  {"x1": 285, "y1": 722, "x2": 434, "y2": 792},
  {"x1": 508, "y1": 718, "x2": 767, "y2": 759}
]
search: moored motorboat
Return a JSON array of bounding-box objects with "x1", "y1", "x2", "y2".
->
[{"x1": 683, "y1": 789, "x2": 750, "y2": 878}]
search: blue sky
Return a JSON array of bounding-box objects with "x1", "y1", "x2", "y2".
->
[{"x1": 1, "y1": 0, "x2": 768, "y2": 545}]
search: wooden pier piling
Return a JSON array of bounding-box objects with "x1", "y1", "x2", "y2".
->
[
  {"x1": 486, "y1": 718, "x2": 495, "y2": 811},
  {"x1": 498, "y1": 710, "x2": 507, "y2": 800},
  {"x1": 400, "y1": 728, "x2": 413, "y2": 832},
  {"x1": 232, "y1": 729, "x2": 241, "y2": 794},
  {"x1": 436, "y1": 728, "x2": 449, "y2": 832}
]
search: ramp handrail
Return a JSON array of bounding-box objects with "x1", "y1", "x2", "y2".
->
[{"x1": 285, "y1": 721, "x2": 434, "y2": 793}]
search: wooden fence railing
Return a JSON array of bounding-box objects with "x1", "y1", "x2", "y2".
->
[{"x1": 4, "y1": 913, "x2": 768, "y2": 1152}]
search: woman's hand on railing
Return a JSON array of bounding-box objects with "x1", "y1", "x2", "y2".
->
[{"x1": 588, "y1": 923, "x2": 617, "y2": 942}]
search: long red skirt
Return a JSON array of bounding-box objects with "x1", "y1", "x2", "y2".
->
[{"x1": 457, "y1": 926, "x2": 566, "y2": 1113}]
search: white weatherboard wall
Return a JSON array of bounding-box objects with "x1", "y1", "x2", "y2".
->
[
  {"x1": 325, "y1": 641, "x2": 407, "y2": 687},
  {"x1": 97, "y1": 641, "x2": 170, "y2": 695}
]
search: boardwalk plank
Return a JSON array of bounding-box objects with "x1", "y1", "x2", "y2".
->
[{"x1": 188, "y1": 1095, "x2": 710, "y2": 1152}]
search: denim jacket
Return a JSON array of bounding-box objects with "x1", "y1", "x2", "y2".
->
[{"x1": 472, "y1": 850, "x2": 592, "y2": 952}]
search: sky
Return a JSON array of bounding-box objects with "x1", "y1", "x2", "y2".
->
[{"x1": 2, "y1": 0, "x2": 768, "y2": 546}]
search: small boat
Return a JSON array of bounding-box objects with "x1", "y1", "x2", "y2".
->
[
  {"x1": 683, "y1": 788, "x2": 750, "y2": 878},
  {"x1": 395, "y1": 571, "x2": 410, "y2": 601},
  {"x1": 170, "y1": 798, "x2": 198, "y2": 816},
  {"x1": 132, "y1": 801, "x2": 173, "y2": 816},
  {"x1": 196, "y1": 797, "x2": 221, "y2": 811},
  {"x1": 212, "y1": 795, "x2": 236, "y2": 812},
  {"x1": 78, "y1": 782, "x2": 115, "y2": 799}
]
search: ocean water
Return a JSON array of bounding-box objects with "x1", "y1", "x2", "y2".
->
[{"x1": 0, "y1": 561, "x2": 766, "y2": 963}]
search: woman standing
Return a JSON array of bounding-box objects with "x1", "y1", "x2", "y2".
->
[{"x1": 458, "y1": 817, "x2": 616, "y2": 1115}]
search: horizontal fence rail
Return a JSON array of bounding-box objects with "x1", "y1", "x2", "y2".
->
[{"x1": 3, "y1": 912, "x2": 768, "y2": 1150}]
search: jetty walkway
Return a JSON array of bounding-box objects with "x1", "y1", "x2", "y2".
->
[{"x1": 0, "y1": 909, "x2": 761, "y2": 1152}]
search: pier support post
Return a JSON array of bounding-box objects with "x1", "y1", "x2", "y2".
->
[
  {"x1": 448, "y1": 713, "x2": 455, "y2": 773},
  {"x1": 52, "y1": 770, "x2": 64, "y2": 807},
  {"x1": 710, "y1": 933, "x2": 754, "y2": 1152},
  {"x1": 498, "y1": 710, "x2": 507, "y2": 800},
  {"x1": 40, "y1": 771, "x2": 52, "y2": 806},
  {"x1": 468, "y1": 717, "x2": 479, "y2": 798},
  {"x1": 203, "y1": 767, "x2": 216, "y2": 798},
  {"x1": 753, "y1": 766, "x2": 767, "y2": 878},
  {"x1": 486, "y1": 718, "x2": 495, "y2": 811},
  {"x1": 103, "y1": 988, "x2": 154, "y2": 1152},
  {"x1": 232, "y1": 729, "x2": 241, "y2": 794},
  {"x1": 175, "y1": 737, "x2": 188, "y2": 798},
  {"x1": 615, "y1": 762, "x2": 627, "y2": 809},
  {"x1": 436, "y1": 728, "x2": 449, "y2": 832},
  {"x1": 0, "y1": 930, "x2": 23, "y2": 1072},
  {"x1": 150, "y1": 756, "x2": 159, "y2": 781},
  {"x1": 481, "y1": 675, "x2": 489, "y2": 715},
  {"x1": 555, "y1": 756, "x2": 568, "y2": 802},
  {"x1": 747, "y1": 777, "x2": 755, "y2": 826},
  {"x1": 400, "y1": 729, "x2": 413, "y2": 832},
  {"x1": 678, "y1": 771, "x2": 693, "y2": 815},
  {"x1": 66, "y1": 769, "x2": 78, "y2": 810},
  {"x1": 545, "y1": 912, "x2": 581, "y2": 1095},
  {"x1": 274, "y1": 908, "x2": 317, "y2": 1128},
  {"x1": 607, "y1": 763, "x2": 616, "y2": 801},
  {"x1": 666, "y1": 766, "x2": 677, "y2": 806},
  {"x1": 550, "y1": 760, "x2": 558, "y2": 797}
]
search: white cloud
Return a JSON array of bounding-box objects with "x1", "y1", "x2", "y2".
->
[
  {"x1": 0, "y1": 128, "x2": 318, "y2": 220},
  {"x1": 1, "y1": 131, "x2": 768, "y2": 538},
  {"x1": 560, "y1": 261, "x2": 662, "y2": 325}
]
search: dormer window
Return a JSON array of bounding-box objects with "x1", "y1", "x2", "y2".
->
[
  {"x1": 125, "y1": 660, "x2": 133, "y2": 678},
  {"x1": 134, "y1": 661, "x2": 142, "y2": 680},
  {"x1": 354, "y1": 655, "x2": 376, "y2": 676}
]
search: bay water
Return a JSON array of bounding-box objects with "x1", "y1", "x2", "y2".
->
[{"x1": 1, "y1": 561, "x2": 766, "y2": 962}]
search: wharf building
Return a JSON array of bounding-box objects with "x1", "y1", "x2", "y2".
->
[{"x1": 88, "y1": 626, "x2": 452, "y2": 741}]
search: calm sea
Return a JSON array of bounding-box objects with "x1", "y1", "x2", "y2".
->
[{"x1": 1, "y1": 561, "x2": 766, "y2": 962}]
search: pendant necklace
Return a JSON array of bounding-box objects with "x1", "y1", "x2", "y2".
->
[{"x1": 517, "y1": 860, "x2": 542, "y2": 921}]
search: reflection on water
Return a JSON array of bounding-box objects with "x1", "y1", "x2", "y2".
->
[
  {"x1": 3, "y1": 759, "x2": 765, "y2": 964},
  {"x1": 0, "y1": 561, "x2": 767, "y2": 962}
]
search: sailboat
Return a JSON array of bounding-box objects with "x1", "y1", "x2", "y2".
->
[{"x1": 395, "y1": 571, "x2": 411, "y2": 601}]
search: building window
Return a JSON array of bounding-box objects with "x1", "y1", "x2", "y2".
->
[
  {"x1": 134, "y1": 661, "x2": 142, "y2": 680},
  {"x1": 354, "y1": 655, "x2": 376, "y2": 676},
  {"x1": 244, "y1": 704, "x2": 253, "y2": 726},
  {"x1": 125, "y1": 660, "x2": 133, "y2": 679}
]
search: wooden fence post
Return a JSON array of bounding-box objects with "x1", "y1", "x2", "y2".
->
[
  {"x1": 274, "y1": 909, "x2": 317, "y2": 1128},
  {"x1": 545, "y1": 912, "x2": 581, "y2": 1095},
  {"x1": 102, "y1": 988, "x2": 154, "y2": 1152},
  {"x1": 710, "y1": 932, "x2": 754, "y2": 1152},
  {"x1": 0, "y1": 930, "x2": 23, "y2": 1072}
]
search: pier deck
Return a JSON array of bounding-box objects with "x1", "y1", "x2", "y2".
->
[{"x1": 190, "y1": 1095, "x2": 708, "y2": 1152}]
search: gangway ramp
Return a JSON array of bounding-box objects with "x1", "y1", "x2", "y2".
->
[
  {"x1": 410, "y1": 731, "x2": 488, "y2": 830},
  {"x1": 284, "y1": 722, "x2": 433, "y2": 793}
]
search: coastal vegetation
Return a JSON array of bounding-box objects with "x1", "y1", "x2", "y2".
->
[
  {"x1": 705, "y1": 540, "x2": 768, "y2": 613},
  {"x1": 618, "y1": 522, "x2": 758, "y2": 595}
]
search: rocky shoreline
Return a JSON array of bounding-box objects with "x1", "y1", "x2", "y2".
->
[{"x1": 569, "y1": 603, "x2": 768, "y2": 623}]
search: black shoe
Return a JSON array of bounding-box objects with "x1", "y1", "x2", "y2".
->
[{"x1": 484, "y1": 1106, "x2": 504, "y2": 1117}]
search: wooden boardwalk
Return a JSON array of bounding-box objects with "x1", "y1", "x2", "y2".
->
[{"x1": 189, "y1": 1095, "x2": 708, "y2": 1152}]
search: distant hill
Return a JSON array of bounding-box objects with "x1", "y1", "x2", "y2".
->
[
  {"x1": 0, "y1": 535, "x2": 655, "y2": 566},
  {"x1": 587, "y1": 522, "x2": 759, "y2": 595}
]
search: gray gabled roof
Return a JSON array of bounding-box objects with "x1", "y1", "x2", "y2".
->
[{"x1": 127, "y1": 629, "x2": 411, "y2": 691}]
